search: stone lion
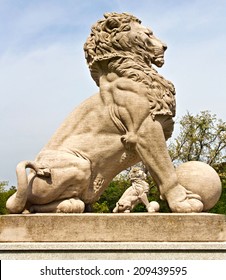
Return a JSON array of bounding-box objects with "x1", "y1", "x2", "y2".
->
[
  {"x1": 6, "y1": 12, "x2": 203, "y2": 214},
  {"x1": 113, "y1": 167, "x2": 160, "y2": 213}
]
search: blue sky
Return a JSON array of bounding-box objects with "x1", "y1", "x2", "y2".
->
[{"x1": 1, "y1": 0, "x2": 226, "y2": 187}]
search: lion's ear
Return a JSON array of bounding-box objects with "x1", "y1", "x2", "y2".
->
[{"x1": 104, "y1": 18, "x2": 120, "y2": 32}]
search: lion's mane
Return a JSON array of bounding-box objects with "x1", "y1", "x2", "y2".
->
[{"x1": 84, "y1": 12, "x2": 176, "y2": 119}]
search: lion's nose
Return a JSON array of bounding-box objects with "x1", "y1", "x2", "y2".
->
[{"x1": 163, "y1": 44, "x2": 167, "y2": 51}]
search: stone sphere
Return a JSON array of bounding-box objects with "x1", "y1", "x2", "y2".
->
[
  {"x1": 147, "y1": 201, "x2": 160, "y2": 212},
  {"x1": 176, "y1": 161, "x2": 222, "y2": 211}
]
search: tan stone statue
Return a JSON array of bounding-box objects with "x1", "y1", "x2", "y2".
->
[
  {"x1": 7, "y1": 12, "x2": 205, "y2": 214},
  {"x1": 113, "y1": 167, "x2": 160, "y2": 213}
]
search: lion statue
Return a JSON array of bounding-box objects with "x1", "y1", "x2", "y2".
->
[
  {"x1": 113, "y1": 167, "x2": 160, "y2": 213},
  {"x1": 6, "y1": 12, "x2": 203, "y2": 214}
]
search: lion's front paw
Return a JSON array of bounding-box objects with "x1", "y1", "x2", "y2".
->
[
  {"x1": 165, "y1": 185, "x2": 204, "y2": 213},
  {"x1": 169, "y1": 198, "x2": 203, "y2": 213}
]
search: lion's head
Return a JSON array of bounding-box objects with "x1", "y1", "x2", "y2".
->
[
  {"x1": 84, "y1": 12, "x2": 167, "y2": 85},
  {"x1": 84, "y1": 12, "x2": 175, "y2": 122},
  {"x1": 129, "y1": 167, "x2": 147, "y2": 182}
]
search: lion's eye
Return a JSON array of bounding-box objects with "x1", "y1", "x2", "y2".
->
[{"x1": 145, "y1": 29, "x2": 153, "y2": 36}]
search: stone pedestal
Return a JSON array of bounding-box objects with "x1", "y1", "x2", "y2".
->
[
  {"x1": 1, "y1": 213, "x2": 226, "y2": 259},
  {"x1": 1, "y1": 213, "x2": 226, "y2": 242}
]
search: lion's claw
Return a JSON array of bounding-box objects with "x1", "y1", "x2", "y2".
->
[
  {"x1": 169, "y1": 198, "x2": 204, "y2": 213},
  {"x1": 165, "y1": 185, "x2": 204, "y2": 213}
]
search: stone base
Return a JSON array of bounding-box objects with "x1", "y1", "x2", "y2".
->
[
  {"x1": 0, "y1": 213, "x2": 226, "y2": 242},
  {"x1": 1, "y1": 242, "x2": 226, "y2": 260}
]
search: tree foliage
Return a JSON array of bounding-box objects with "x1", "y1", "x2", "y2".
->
[
  {"x1": 92, "y1": 178, "x2": 130, "y2": 213},
  {"x1": 169, "y1": 111, "x2": 226, "y2": 166},
  {"x1": 168, "y1": 111, "x2": 226, "y2": 214},
  {"x1": 0, "y1": 182, "x2": 16, "y2": 215}
]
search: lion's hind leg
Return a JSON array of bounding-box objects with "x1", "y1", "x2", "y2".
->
[{"x1": 30, "y1": 198, "x2": 85, "y2": 213}]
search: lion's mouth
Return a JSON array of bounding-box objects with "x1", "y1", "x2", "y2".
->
[
  {"x1": 143, "y1": 42, "x2": 166, "y2": 67},
  {"x1": 144, "y1": 54, "x2": 164, "y2": 68},
  {"x1": 154, "y1": 55, "x2": 165, "y2": 67}
]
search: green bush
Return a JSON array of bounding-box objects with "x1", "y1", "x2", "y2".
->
[{"x1": 0, "y1": 183, "x2": 16, "y2": 215}]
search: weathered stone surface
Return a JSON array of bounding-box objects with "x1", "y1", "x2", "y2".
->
[
  {"x1": 0, "y1": 213, "x2": 226, "y2": 242},
  {"x1": 6, "y1": 12, "x2": 211, "y2": 215}
]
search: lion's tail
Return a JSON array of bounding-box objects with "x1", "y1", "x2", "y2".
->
[{"x1": 6, "y1": 161, "x2": 40, "y2": 214}]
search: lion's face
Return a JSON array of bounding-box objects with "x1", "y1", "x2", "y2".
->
[
  {"x1": 128, "y1": 21, "x2": 167, "y2": 67},
  {"x1": 129, "y1": 167, "x2": 147, "y2": 181},
  {"x1": 84, "y1": 13, "x2": 168, "y2": 75}
]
